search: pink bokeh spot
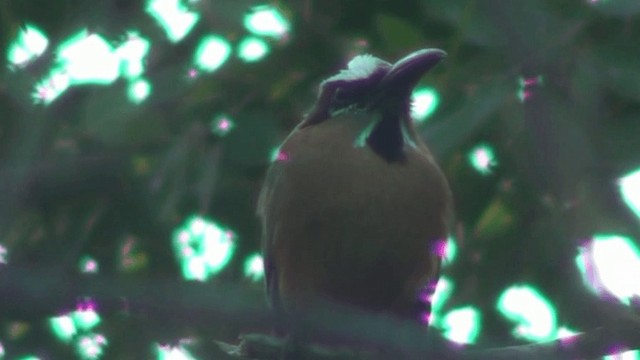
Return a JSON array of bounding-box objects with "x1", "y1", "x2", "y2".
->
[
  {"x1": 558, "y1": 333, "x2": 579, "y2": 347},
  {"x1": 276, "y1": 150, "x2": 290, "y2": 162},
  {"x1": 217, "y1": 118, "x2": 230, "y2": 130},
  {"x1": 608, "y1": 344, "x2": 628, "y2": 359},
  {"x1": 433, "y1": 238, "x2": 447, "y2": 258},
  {"x1": 76, "y1": 298, "x2": 98, "y2": 312},
  {"x1": 419, "y1": 312, "x2": 431, "y2": 325},
  {"x1": 84, "y1": 260, "x2": 98, "y2": 272}
]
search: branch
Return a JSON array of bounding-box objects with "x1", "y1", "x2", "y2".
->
[{"x1": 1, "y1": 265, "x2": 639, "y2": 359}]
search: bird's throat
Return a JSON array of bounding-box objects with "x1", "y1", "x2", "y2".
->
[{"x1": 366, "y1": 112, "x2": 406, "y2": 162}]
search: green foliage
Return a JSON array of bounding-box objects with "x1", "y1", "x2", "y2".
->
[{"x1": 0, "y1": 0, "x2": 639, "y2": 358}]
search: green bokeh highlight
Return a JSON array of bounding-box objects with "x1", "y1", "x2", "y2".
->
[
  {"x1": 0, "y1": 243, "x2": 7, "y2": 264},
  {"x1": 619, "y1": 168, "x2": 640, "y2": 219},
  {"x1": 172, "y1": 215, "x2": 236, "y2": 281},
  {"x1": 576, "y1": 234, "x2": 640, "y2": 305},
  {"x1": 156, "y1": 344, "x2": 198, "y2": 360},
  {"x1": 556, "y1": 327, "x2": 579, "y2": 339},
  {"x1": 50, "y1": 309, "x2": 102, "y2": 343},
  {"x1": 79, "y1": 255, "x2": 99, "y2": 274},
  {"x1": 116, "y1": 32, "x2": 151, "y2": 79},
  {"x1": 443, "y1": 236, "x2": 457, "y2": 266},
  {"x1": 243, "y1": 253, "x2": 264, "y2": 282},
  {"x1": 604, "y1": 349, "x2": 640, "y2": 360},
  {"x1": 431, "y1": 276, "x2": 454, "y2": 325},
  {"x1": 128, "y1": 79, "x2": 152, "y2": 104},
  {"x1": 411, "y1": 87, "x2": 440, "y2": 122},
  {"x1": 441, "y1": 306, "x2": 481, "y2": 344},
  {"x1": 468, "y1": 143, "x2": 497, "y2": 175},
  {"x1": 33, "y1": 30, "x2": 118, "y2": 104},
  {"x1": 497, "y1": 285, "x2": 558, "y2": 341},
  {"x1": 50, "y1": 315, "x2": 77, "y2": 342},
  {"x1": 243, "y1": 6, "x2": 291, "y2": 39},
  {"x1": 237, "y1": 37, "x2": 270, "y2": 62},
  {"x1": 210, "y1": 114, "x2": 236, "y2": 136},
  {"x1": 146, "y1": 0, "x2": 200, "y2": 43},
  {"x1": 31, "y1": 29, "x2": 153, "y2": 105},
  {"x1": 57, "y1": 30, "x2": 120, "y2": 85},
  {"x1": 194, "y1": 35, "x2": 232, "y2": 72},
  {"x1": 72, "y1": 310, "x2": 101, "y2": 331},
  {"x1": 7, "y1": 24, "x2": 48, "y2": 67},
  {"x1": 75, "y1": 333, "x2": 107, "y2": 360}
]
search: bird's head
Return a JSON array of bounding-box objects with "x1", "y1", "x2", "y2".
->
[
  {"x1": 302, "y1": 48, "x2": 446, "y2": 127},
  {"x1": 301, "y1": 48, "x2": 446, "y2": 162}
]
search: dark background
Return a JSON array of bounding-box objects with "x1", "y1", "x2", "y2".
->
[{"x1": 1, "y1": 0, "x2": 640, "y2": 358}]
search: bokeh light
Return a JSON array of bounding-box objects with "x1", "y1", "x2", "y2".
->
[
  {"x1": 210, "y1": 114, "x2": 235, "y2": 136},
  {"x1": 619, "y1": 168, "x2": 640, "y2": 220},
  {"x1": 605, "y1": 349, "x2": 640, "y2": 360},
  {"x1": 441, "y1": 306, "x2": 481, "y2": 344},
  {"x1": 50, "y1": 315, "x2": 77, "y2": 342},
  {"x1": 75, "y1": 333, "x2": 107, "y2": 360},
  {"x1": 556, "y1": 327, "x2": 581, "y2": 347},
  {"x1": 156, "y1": 344, "x2": 197, "y2": 360},
  {"x1": 243, "y1": 5, "x2": 291, "y2": 40},
  {"x1": 116, "y1": 32, "x2": 151, "y2": 79},
  {"x1": 517, "y1": 75, "x2": 544, "y2": 102},
  {"x1": 79, "y1": 256, "x2": 99, "y2": 274},
  {"x1": 557, "y1": 326, "x2": 580, "y2": 339},
  {"x1": 237, "y1": 37, "x2": 270, "y2": 62},
  {"x1": 172, "y1": 215, "x2": 236, "y2": 281},
  {"x1": 31, "y1": 29, "x2": 154, "y2": 105},
  {"x1": 0, "y1": 244, "x2": 7, "y2": 264},
  {"x1": 57, "y1": 30, "x2": 120, "y2": 85},
  {"x1": 576, "y1": 234, "x2": 640, "y2": 305},
  {"x1": 146, "y1": 0, "x2": 200, "y2": 43},
  {"x1": 50, "y1": 306, "x2": 102, "y2": 344},
  {"x1": 7, "y1": 24, "x2": 49, "y2": 68},
  {"x1": 193, "y1": 35, "x2": 232, "y2": 72},
  {"x1": 128, "y1": 78, "x2": 152, "y2": 104},
  {"x1": 270, "y1": 147, "x2": 290, "y2": 162},
  {"x1": 497, "y1": 285, "x2": 558, "y2": 341},
  {"x1": 411, "y1": 87, "x2": 440, "y2": 122},
  {"x1": 32, "y1": 65, "x2": 70, "y2": 104},
  {"x1": 468, "y1": 144, "x2": 497, "y2": 175},
  {"x1": 430, "y1": 276, "x2": 454, "y2": 325},
  {"x1": 243, "y1": 253, "x2": 264, "y2": 281},
  {"x1": 443, "y1": 236, "x2": 458, "y2": 266},
  {"x1": 73, "y1": 308, "x2": 101, "y2": 332},
  {"x1": 32, "y1": 30, "x2": 120, "y2": 105}
]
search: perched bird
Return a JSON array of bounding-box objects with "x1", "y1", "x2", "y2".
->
[{"x1": 258, "y1": 49, "x2": 452, "y2": 328}]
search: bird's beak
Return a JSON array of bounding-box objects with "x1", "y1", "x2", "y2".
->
[{"x1": 379, "y1": 48, "x2": 446, "y2": 95}]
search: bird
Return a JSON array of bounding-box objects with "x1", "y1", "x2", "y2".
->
[{"x1": 257, "y1": 48, "x2": 453, "y2": 332}]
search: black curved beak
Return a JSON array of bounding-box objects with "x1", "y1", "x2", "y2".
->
[{"x1": 379, "y1": 48, "x2": 446, "y2": 95}]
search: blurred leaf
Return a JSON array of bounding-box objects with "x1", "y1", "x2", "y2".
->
[
  {"x1": 474, "y1": 196, "x2": 514, "y2": 240},
  {"x1": 424, "y1": 77, "x2": 513, "y2": 158},
  {"x1": 594, "y1": 45, "x2": 640, "y2": 101},
  {"x1": 223, "y1": 112, "x2": 280, "y2": 168},
  {"x1": 375, "y1": 13, "x2": 425, "y2": 53},
  {"x1": 424, "y1": 0, "x2": 508, "y2": 47},
  {"x1": 590, "y1": 0, "x2": 640, "y2": 16}
]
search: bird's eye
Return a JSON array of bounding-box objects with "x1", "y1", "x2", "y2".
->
[{"x1": 333, "y1": 88, "x2": 352, "y2": 104}]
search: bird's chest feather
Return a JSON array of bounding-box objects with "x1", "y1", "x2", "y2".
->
[{"x1": 271, "y1": 116, "x2": 447, "y2": 258}]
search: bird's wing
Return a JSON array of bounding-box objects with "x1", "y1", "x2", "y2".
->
[{"x1": 257, "y1": 156, "x2": 285, "y2": 312}]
